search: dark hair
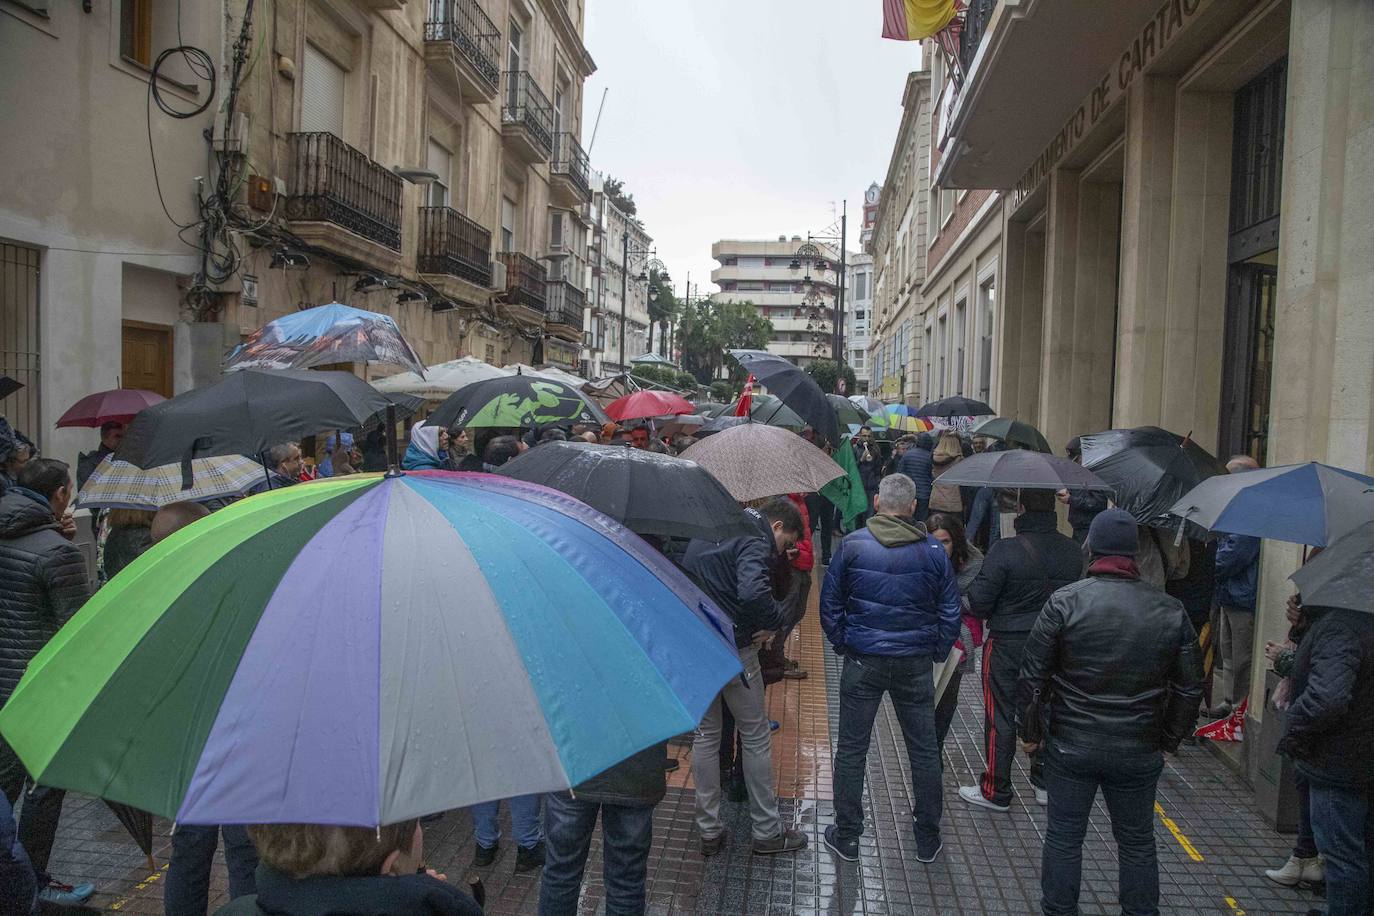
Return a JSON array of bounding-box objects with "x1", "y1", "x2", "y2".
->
[
  {"x1": 151, "y1": 501, "x2": 211, "y2": 544},
  {"x1": 858, "y1": 425, "x2": 871, "y2": 433},
  {"x1": 248, "y1": 820, "x2": 419, "y2": 879},
  {"x1": 483, "y1": 435, "x2": 521, "y2": 467},
  {"x1": 926, "y1": 512, "x2": 971, "y2": 570},
  {"x1": 1020, "y1": 488, "x2": 1056, "y2": 513},
  {"x1": 100, "y1": 420, "x2": 124, "y2": 435},
  {"x1": 538, "y1": 427, "x2": 568, "y2": 443},
  {"x1": 16, "y1": 458, "x2": 70, "y2": 497},
  {"x1": 757, "y1": 496, "x2": 805, "y2": 537}
]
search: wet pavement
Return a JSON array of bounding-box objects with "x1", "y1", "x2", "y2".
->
[{"x1": 42, "y1": 577, "x2": 1321, "y2": 914}]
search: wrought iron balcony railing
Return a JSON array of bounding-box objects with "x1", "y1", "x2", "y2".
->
[
  {"x1": 545, "y1": 279, "x2": 585, "y2": 328},
  {"x1": 959, "y1": 0, "x2": 997, "y2": 79},
  {"x1": 502, "y1": 71, "x2": 554, "y2": 159},
  {"x1": 418, "y1": 206, "x2": 493, "y2": 286},
  {"x1": 497, "y1": 251, "x2": 547, "y2": 310},
  {"x1": 285, "y1": 132, "x2": 403, "y2": 251},
  {"x1": 424, "y1": 0, "x2": 501, "y2": 94},
  {"x1": 551, "y1": 132, "x2": 590, "y2": 199}
]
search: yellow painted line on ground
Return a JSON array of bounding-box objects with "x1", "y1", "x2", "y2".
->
[
  {"x1": 1154, "y1": 801, "x2": 1204, "y2": 862},
  {"x1": 107, "y1": 863, "x2": 167, "y2": 911},
  {"x1": 1225, "y1": 895, "x2": 1246, "y2": 914}
]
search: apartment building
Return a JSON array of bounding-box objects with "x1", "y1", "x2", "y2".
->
[
  {"x1": 846, "y1": 250, "x2": 874, "y2": 392},
  {"x1": 710, "y1": 237, "x2": 839, "y2": 369},
  {"x1": 594, "y1": 183, "x2": 654, "y2": 375},
  {"x1": 1, "y1": 0, "x2": 597, "y2": 467},
  {"x1": 867, "y1": 71, "x2": 932, "y2": 404}
]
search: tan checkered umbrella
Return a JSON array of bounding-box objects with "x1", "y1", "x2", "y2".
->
[
  {"x1": 677, "y1": 422, "x2": 843, "y2": 501},
  {"x1": 78, "y1": 454, "x2": 266, "y2": 510}
]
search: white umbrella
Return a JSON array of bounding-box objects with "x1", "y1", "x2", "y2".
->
[
  {"x1": 503, "y1": 363, "x2": 589, "y2": 388},
  {"x1": 373, "y1": 357, "x2": 511, "y2": 400}
]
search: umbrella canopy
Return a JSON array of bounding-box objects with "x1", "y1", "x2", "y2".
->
[
  {"x1": 497, "y1": 441, "x2": 754, "y2": 541},
  {"x1": 916, "y1": 396, "x2": 995, "y2": 418},
  {"x1": 657, "y1": 414, "x2": 707, "y2": 439},
  {"x1": 372, "y1": 358, "x2": 511, "y2": 401},
  {"x1": 827, "y1": 394, "x2": 869, "y2": 427},
  {"x1": 678, "y1": 423, "x2": 844, "y2": 501},
  {"x1": 728, "y1": 349, "x2": 840, "y2": 445},
  {"x1": 1290, "y1": 520, "x2": 1374, "y2": 612},
  {"x1": 503, "y1": 364, "x2": 589, "y2": 388},
  {"x1": 0, "y1": 376, "x2": 21, "y2": 401},
  {"x1": 114, "y1": 370, "x2": 391, "y2": 470},
  {"x1": 78, "y1": 454, "x2": 266, "y2": 510},
  {"x1": 429, "y1": 375, "x2": 609, "y2": 430},
  {"x1": 1081, "y1": 426, "x2": 1227, "y2": 531},
  {"x1": 971, "y1": 417, "x2": 1052, "y2": 453},
  {"x1": 695, "y1": 401, "x2": 729, "y2": 417},
  {"x1": 881, "y1": 403, "x2": 916, "y2": 418},
  {"x1": 746, "y1": 394, "x2": 808, "y2": 430},
  {"x1": 1168, "y1": 462, "x2": 1374, "y2": 547},
  {"x1": 605, "y1": 390, "x2": 695, "y2": 422},
  {"x1": 0, "y1": 472, "x2": 741, "y2": 826},
  {"x1": 934, "y1": 449, "x2": 1114, "y2": 492},
  {"x1": 871, "y1": 413, "x2": 934, "y2": 433},
  {"x1": 57, "y1": 388, "x2": 165, "y2": 428},
  {"x1": 630, "y1": 353, "x2": 676, "y2": 367},
  {"x1": 849, "y1": 395, "x2": 884, "y2": 413},
  {"x1": 226, "y1": 303, "x2": 425, "y2": 375}
]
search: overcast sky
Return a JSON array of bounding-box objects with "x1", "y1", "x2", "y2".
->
[{"x1": 581, "y1": 1, "x2": 924, "y2": 299}]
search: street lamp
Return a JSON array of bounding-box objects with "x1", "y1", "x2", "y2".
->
[
  {"x1": 790, "y1": 201, "x2": 849, "y2": 378},
  {"x1": 620, "y1": 228, "x2": 667, "y2": 370}
]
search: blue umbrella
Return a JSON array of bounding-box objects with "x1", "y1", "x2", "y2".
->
[
  {"x1": 226, "y1": 303, "x2": 426, "y2": 375},
  {"x1": 1169, "y1": 461, "x2": 1374, "y2": 547}
]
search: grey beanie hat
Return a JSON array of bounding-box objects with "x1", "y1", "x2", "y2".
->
[{"x1": 1087, "y1": 507, "x2": 1139, "y2": 558}]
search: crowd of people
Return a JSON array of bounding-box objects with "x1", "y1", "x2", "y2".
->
[{"x1": 0, "y1": 405, "x2": 1370, "y2": 916}]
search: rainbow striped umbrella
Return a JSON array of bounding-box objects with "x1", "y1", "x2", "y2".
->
[{"x1": 0, "y1": 472, "x2": 740, "y2": 827}]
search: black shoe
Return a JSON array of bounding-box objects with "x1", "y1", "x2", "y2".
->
[
  {"x1": 701, "y1": 832, "x2": 727, "y2": 857},
  {"x1": 914, "y1": 832, "x2": 943, "y2": 863},
  {"x1": 664, "y1": 758, "x2": 680, "y2": 773},
  {"x1": 514, "y1": 841, "x2": 545, "y2": 873},
  {"x1": 471, "y1": 842, "x2": 499, "y2": 868},
  {"x1": 823, "y1": 825, "x2": 858, "y2": 862}
]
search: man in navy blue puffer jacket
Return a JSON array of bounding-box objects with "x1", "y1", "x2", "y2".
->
[
  {"x1": 896, "y1": 432, "x2": 936, "y2": 519},
  {"x1": 819, "y1": 473, "x2": 960, "y2": 864}
]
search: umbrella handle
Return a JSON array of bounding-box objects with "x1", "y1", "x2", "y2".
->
[{"x1": 384, "y1": 405, "x2": 402, "y2": 477}]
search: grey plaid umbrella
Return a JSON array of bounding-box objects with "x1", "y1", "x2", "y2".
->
[
  {"x1": 677, "y1": 423, "x2": 843, "y2": 501},
  {"x1": 78, "y1": 454, "x2": 266, "y2": 510}
]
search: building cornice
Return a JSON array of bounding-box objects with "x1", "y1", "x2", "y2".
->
[
  {"x1": 872, "y1": 69, "x2": 932, "y2": 254},
  {"x1": 538, "y1": 0, "x2": 597, "y2": 77}
]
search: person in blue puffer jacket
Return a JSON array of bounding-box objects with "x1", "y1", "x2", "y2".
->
[
  {"x1": 896, "y1": 432, "x2": 936, "y2": 520},
  {"x1": 819, "y1": 473, "x2": 960, "y2": 865}
]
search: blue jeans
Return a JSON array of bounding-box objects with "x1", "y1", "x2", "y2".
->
[
  {"x1": 471, "y1": 794, "x2": 543, "y2": 849},
  {"x1": 832, "y1": 653, "x2": 942, "y2": 848},
  {"x1": 1308, "y1": 780, "x2": 1374, "y2": 916},
  {"x1": 1041, "y1": 740, "x2": 1163, "y2": 916},
  {"x1": 538, "y1": 791, "x2": 654, "y2": 916},
  {"x1": 164, "y1": 824, "x2": 258, "y2": 916}
]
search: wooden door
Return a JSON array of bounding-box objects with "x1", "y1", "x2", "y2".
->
[{"x1": 121, "y1": 322, "x2": 172, "y2": 397}]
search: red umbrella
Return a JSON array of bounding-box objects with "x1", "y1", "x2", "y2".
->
[
  {"x1": 605, "y1": 390, "x2": 696, "y2": 422},
  {"x1": 56, "y1": 388, "x2": 165, "y2": 428}
]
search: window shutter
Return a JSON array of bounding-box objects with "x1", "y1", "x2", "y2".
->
[
  {"x1": 301, "y1": 44, "x2": 345, "y2": 135},
  {"x1": 427, "y1": 139, "x2": 452, "y2": 206}
]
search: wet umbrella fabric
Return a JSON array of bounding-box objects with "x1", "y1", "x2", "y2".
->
[
  {"x1": 56, "y1": 389, "x2": 165, "y2": 428},
  {"x1": 0, "y1": 472, "x2": 741, "y2": 826},
  {"x1": 678, "y1": 423, "x2": 844, "y2": 501},
  {"x1": 1168, "y1": 461, "x2": 1374, "y2": 547},
  {"x1": 605, "y1": 390, "x2": 695, "y2": 422},
  {"x1": 1080, "y1": 426, "x2": 1226, "y2": 531},
  {"x1": 971, "y1": 417, "x2": 1052, "y2": 453},
  {"x1": 827, "y1": 394, "x2": 869, "y2": 428},
  {"x1": 78, "y1": 454, "x2": 266, "y2": 510},
  {"x1": 934, "y1": 449, "x2": 1114, "y2": 492},
  {"x1": 746, "y1": 395, "x2": 808, "y2": 430},
  {"x1": 728, "y1": 349, "x2": 840, "y2": 445},
  {"x1": 915, "y1": 396, "x2": 995, "y2": 418},
  {"x1": 114, "y1": 370, "x2": 391, "y2": 470},
  {"x1": 373, "y1": 357, "x2": 511, "y2": 401},
  {"x1": 497, "y1": 441, "x2": 753, "y2": 541},
  {"x1": 225, "y1": 303, "x2": 425, "y2": 375},
  {"x1": 1290, "y1": 520, "x2": 1374, "y2": 612},
  {"x1": 429, "y1": 375, "x2": 609, "y2": 430}
]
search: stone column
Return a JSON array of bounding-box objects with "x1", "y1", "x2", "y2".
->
[
  {"x1": 1115, "y1": 75, "x2": 1179, "y2": 427},
  {"x1": 1071, "y1": 178, "x2": 1122, "y2": 436},
  {"x1": 1000, "y1": 216, "x2": 1047, "y2": 426},
  {"x1": 1037, "y1": 168, "x2": 1080, "y2": 450}
]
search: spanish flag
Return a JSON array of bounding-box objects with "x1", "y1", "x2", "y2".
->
[{"x1": 882, "y1": 0, "x2": 959, "y2": 41}]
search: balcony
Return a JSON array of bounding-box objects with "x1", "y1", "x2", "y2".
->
[
  {"x1": 545, "y1": 279, "x2": 585, "y2": 340},
  {"x1": 424, "y1": 0, "x2": 501, "y2": 101},
  {"x1": 502, "y1": 71, "x2": 554, "y2": 163},
  {"x1": 958, "y1": 0, "x2": 996, "y2": 79},
  {"x1": 550, "y1": 132, "x2": 591, "y2": 206},
  {"x1": 417, "y1": 206, "x2": 493, "y2": 302},
  {"x1": 285, "y1": 132, "x2": 403, "y2": 262},
  {"x1": 497, "y1": 251, "x2": 547, "y2": 312}
]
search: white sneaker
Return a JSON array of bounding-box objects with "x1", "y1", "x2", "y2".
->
[
  {"x1": 1302, "y1": 855, "x2": 1325, "y2": 885},
  {"x1": 1034, "y1": 787, "x2": 1048, "y2": 806},
  {"x1": 958, "y1": 785, "x2": 1010, "y2": 812},
  {"x1": 1264, "y1": 855, "x2": 1314, "y2": 887}
]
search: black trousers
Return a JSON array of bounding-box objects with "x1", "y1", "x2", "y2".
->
[
  {"x1": 979, "y1": 633, "x2": 1043, "y2": 806},
  {"x1": 0, "y1": 758, "x2": 63, "y2": 881}
]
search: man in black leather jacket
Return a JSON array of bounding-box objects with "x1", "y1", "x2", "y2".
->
[
  {"x1": 1018, "y1": 508, "x2": 1203, "y2": 916},
  {"x1": 962, "y1": 489, "x2": 1083, "y2": 812}
]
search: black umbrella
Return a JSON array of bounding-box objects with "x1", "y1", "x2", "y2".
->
[
  {"x1": 1080, "y1": 426, "x2": 1226, "y2": 531},
  {"x1": 728, "y1": 349, "x2": 840, "y2": 445},
  {"x1": 0, "y1": 376, "x2": 22, "y2": 401},
  {"x1": 934, "y1": 449, "x2": 1113, "y2": 491},
  {"x1": 497, "y1": 441, "x2": 754, "y2": 541},
  {"x1": 916, "y1": 396, "x2": 995, "y2": 418},
  {"x1": 1290, "y1": 520, "x2": 1374, "y2": 612},
  {"x1": 104, "y1": 801, "x2": 157, "y2": 872},
  {"x1": 827, "y1": 394, "x2": 869, "y2": 427},
  {"x1": 972, "y1": 417, "x2": 1052, "y2": 453},
  {"x1": 114, "y1": 369, "x2": 392, "y2": 469},
  {"x1": 429, "y1": 374, "x2": 609, "y2": 431}
]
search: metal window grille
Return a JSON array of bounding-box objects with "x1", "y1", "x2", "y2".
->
[{"x1": 1, "y1": 242, "x2": 41, "y2": 446}]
